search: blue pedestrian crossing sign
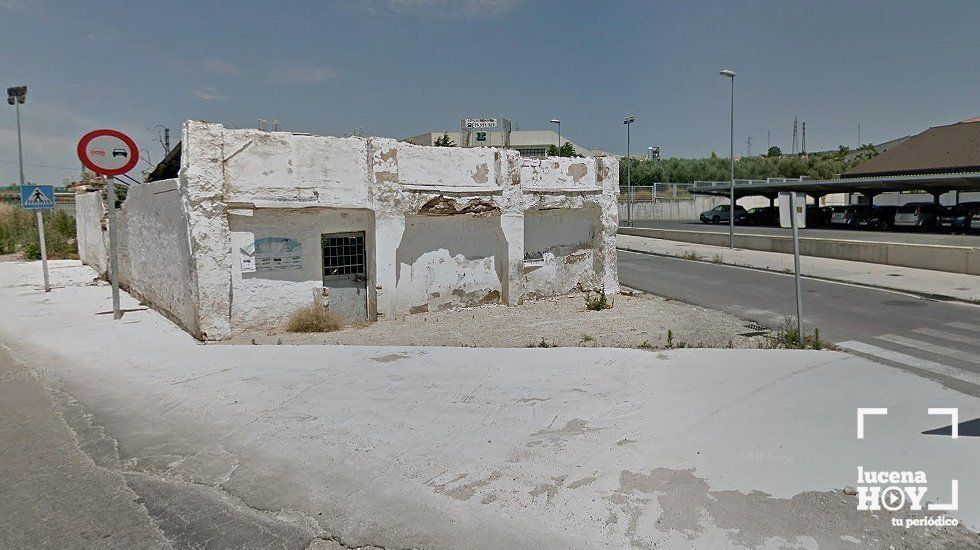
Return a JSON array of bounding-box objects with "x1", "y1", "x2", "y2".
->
[{"x1": 20, "y1": 185, "x2": 55, "y2": 210}]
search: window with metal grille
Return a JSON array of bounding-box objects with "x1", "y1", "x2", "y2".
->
[{"x1": 321, "y1": 233, "x2": 366, "y2": 277}]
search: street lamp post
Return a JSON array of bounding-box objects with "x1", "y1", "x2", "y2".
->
[
  {"x1": 624, "y1": 115, "x2": 635, "y2": 227},
  {"x1": 550, "y1": 119, "x2": 561, "y2": 155},
  {"x1": 7, "y1": 85, "x2": 49, "y2": 292},
  {"x1": 720, "y1": 69, "x2": 736, "y2": 249}
]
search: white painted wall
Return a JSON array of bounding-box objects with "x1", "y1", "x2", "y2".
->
[
  {"x1": 75, "y1": 191, "x2": 108, "y2": 275},
  {"x1": 75, "y1": 180, "x2": 198, "y2": 335},
  {"x1": 228, "y1": 208, "x2": 375, "y2": 332},
  {"x1": 116, "y1": 179, "x2": 198, "y2": 334}
]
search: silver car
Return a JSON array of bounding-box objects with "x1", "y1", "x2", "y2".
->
[{"x1": 893, "y1": 202, "x2": 944, "y2": 229}]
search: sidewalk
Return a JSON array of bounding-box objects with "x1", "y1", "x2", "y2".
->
[
  {"x1": 1, "y1": 260, "x2": 978, "y2": 548},
  {"x1": 618, "y1": 234, "x2": 980, "y2": 303}
]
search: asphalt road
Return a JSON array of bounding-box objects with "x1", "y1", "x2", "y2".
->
[
  {"x1": 618, "y1": 250, "x2": 980, "y2": 394},
  {"x1": 631, "y1": 220, "x2": 980, "y2": 246}
]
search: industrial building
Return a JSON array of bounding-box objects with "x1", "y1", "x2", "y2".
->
[
  {"x1": 404, "y1": 117, "x2": 602, "y2": 158},
  {"x1": 76, "y1": 121, "x2": 620, "y2": 341}
]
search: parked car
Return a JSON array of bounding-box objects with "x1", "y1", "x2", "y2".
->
[
  {"x1": 805, "y1": 205, "x2": 829, "y2": 227},
  {"x1": 935, "y1": 202, "x2": 980, "y2": 233},
  {"x1": 850, "y1": 205, "x2": 899, "y2": 230},
  {"x1": 830, "y1": 205, "x2": 871, "y2": 226},
  {"x1": 746, "y1": 206, "x2": 778, "y2": 226},
  {"x1": 699, "y1": 204, "x2": 748, "y2": 224},
  {"x1": 973, "y1": 211, "x2": 980, "y2": 234},
  {"x1": 893, "y1": 202, "x2": 945, "y2": 230}
]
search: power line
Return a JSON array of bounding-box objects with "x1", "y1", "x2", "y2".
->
[{"x1": 0, "y1": 159, "x2": 80, "y2": 172}]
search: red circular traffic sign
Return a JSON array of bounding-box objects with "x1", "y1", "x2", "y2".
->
[{"x1": 77, "y1": 129, "x2": 139, "y2": 176}]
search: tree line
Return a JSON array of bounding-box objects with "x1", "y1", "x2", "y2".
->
[{"x1": 619, "y1": 145, "x2": 878, "y2": 185}]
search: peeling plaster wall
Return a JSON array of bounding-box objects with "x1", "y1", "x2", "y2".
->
[
  {"x1": 395, "y1": 215, "x2": 505, "y2": 314},
  {"x1": 114, "y1": 121, "x2": 620, "y2": 339},
  {"x1": 523, "y1": 208, "x2": 599, "y2": 297},
  {"x1": 228, "y1": 208, "x2": 375, "y2": 332}
]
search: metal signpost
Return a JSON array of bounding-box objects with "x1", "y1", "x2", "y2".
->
[
  {"x1": 20, "y1": 184, "x2": 54, "y2": 291},
  {"x1": 77, "y1": 129, "x2": 140, "y2": 320},
  {"x1": 779, "y1": 191, "x2": 806, "y2": 346},
  {"x1": 8, "y1": 85, "x2": 52, "y2": 292}
]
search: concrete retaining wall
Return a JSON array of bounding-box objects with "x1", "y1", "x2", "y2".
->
[
  {"x1": 618, "y1": 196, "x2": 770, "y2": 221},
  {"x1": 619, "y1": 227, "x2": 980, "y2": 275}
]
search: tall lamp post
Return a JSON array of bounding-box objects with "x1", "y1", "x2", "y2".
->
[
  {"x1": 719, "y1": 69, "x2": 736, "y2": 249},
  {"x1": 550, "y1": 119, "x2": 561, "y2": 155},
  {"x1": 7, "y1": 85, "x2": 49, "y2": 291},
  {"x1": 624, "y1": 115, "x2": 635, "y2": 227}
]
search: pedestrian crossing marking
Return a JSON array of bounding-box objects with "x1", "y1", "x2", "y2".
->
[
  {"x1": 875, "y1": 334, "x2": 980, "y2": 364},
  {"x1": 945, "y1": 321, "x2": 980, "y2": 333},
  {"x1": 837, "y1": 340, "x2": 980, "y2": 387},
  {"x1": 912, "y1": 327, "x2": 980, "y2": 347}
]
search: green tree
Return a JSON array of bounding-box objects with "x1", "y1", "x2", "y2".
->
[
  {"x1": 434, "y1": 132, "x2": 455, "y2": 147},
  {"x1": 767, "y1": 146, "x2": 781, "y2": 157},
  {"x1": 559, "y1": 142, "x2": 578, "y2": 157},
  {"x1": 546, "y1": 144, "x2": 559, "y2": 156}
]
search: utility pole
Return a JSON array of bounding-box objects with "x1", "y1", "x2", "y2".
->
[
  {"x1": 801, "y1": 122, "x2": 807, "y2": 156},
  {"x1": 792, "y1": 116, "x2": 799, "y2": 155},
  {"x1": 858, "y1": 122, "x2": 861, "y2": 147},
  {"x1": 746, "y1": 134, "x2": 752, "y2": 157},
  {"x1": 720, "y1": 69, "x2": 736, "y2": 249}
]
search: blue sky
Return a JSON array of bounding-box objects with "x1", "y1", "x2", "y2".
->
[{"x1": 3, "y1": 0, "x2": 980, "y2": 186}]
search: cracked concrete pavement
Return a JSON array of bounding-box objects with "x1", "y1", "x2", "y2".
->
[{"x1": 1, "y1": 260, "x2": 979, "y2": 549}]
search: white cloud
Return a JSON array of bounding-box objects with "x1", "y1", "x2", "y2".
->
[
  {"x1": 191, "y1": 87, "x2": 229, "y2": 101},
  {"x1": 358, "y1": 0, "x2": 521, "y2": 19},
  {"x1": 276, "y1": 63, "x2": 336, "y2": 84},
  {"x1": 202, "y1": 58, "x2": 239, "y2": 76}
]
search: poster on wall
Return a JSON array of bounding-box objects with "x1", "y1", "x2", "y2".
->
[{"x1": 240, "y1": 237, "x2": 302, "y2": 273}]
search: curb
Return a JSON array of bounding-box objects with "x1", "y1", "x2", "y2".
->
[{"x1": 617, "y1": 246, "x2": 980, "y2": 306}]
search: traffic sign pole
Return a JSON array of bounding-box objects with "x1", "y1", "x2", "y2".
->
[
  {"x1": 13, "y1": 93, "x2": 50, "y2": 292},
  {"x1": 36, "y1": 211, "x2": 50, "y2": 292},
  {"x1": 106, "y1": 175, "x2": 121, "y2": 320},
  {"x1": 77, "y1": 129, "x2": 139, "y2": 321},
  {"x1": 789, "y1": 192, "x2": 804, "y2": 346}
]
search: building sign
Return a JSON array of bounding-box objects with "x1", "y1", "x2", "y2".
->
[
  {"x1": 464, "y1": 118, "x2": 497, "y2": 129},
  {"x1": 240, "y1": 237, "x2": 302, "y2": 273},
  {"x1": 476, "y1": 132, "x2": 487, "y2": 141}
]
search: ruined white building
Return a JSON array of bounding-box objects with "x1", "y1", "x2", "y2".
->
[{"x1": 77, "y1": 121, "x2": 619, "y2": 340}]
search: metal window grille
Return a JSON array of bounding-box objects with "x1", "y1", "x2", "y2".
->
[{"x1": 322, "y1": 233, "x2": 365, "y2": 277}]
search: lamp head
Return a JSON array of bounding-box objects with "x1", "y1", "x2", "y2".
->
[
  {"x1": 623, "y1": 115, "x2": 635, "y2": 125},
  {"x1": 719, "y1": 69, "x2": 736, "y2": 78}
]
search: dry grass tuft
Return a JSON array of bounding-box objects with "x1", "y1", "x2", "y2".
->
[{"x1": 285, "y1": 305, "x2": 343, "y2": 333}]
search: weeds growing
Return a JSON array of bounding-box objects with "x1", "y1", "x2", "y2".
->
[
  {"x1": 0, "y1": 204, "x2": 78, "y2": 260},
  {"x1": 285, "y1": 305, "x2": 343, "y2": 333}
]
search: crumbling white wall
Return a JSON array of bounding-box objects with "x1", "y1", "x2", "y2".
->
[
  {"x1": 108, "y1": 121, "x2": 618, "y2": 340},
  {"x1": 115, "y1": 179, "x2": 198, "y2": 335},
  {"x1": 75, "y1": 181, "x2": 198, "y2": 335},
  {"x1": 395, "y1": 215, "x2": 505, "y2": 313}
]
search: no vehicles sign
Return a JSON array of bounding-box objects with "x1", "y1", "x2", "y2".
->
[
  {"x1": 20, "y1": 185, "x2": 55, "y2": 210},
  {"x1": 76, "y1": 129, "x2": 139, "y2": 176}
]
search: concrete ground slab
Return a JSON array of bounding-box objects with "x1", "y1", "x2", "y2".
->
[{"x1": 1, "y1": 260, "x2": 978, "y2": 549}]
